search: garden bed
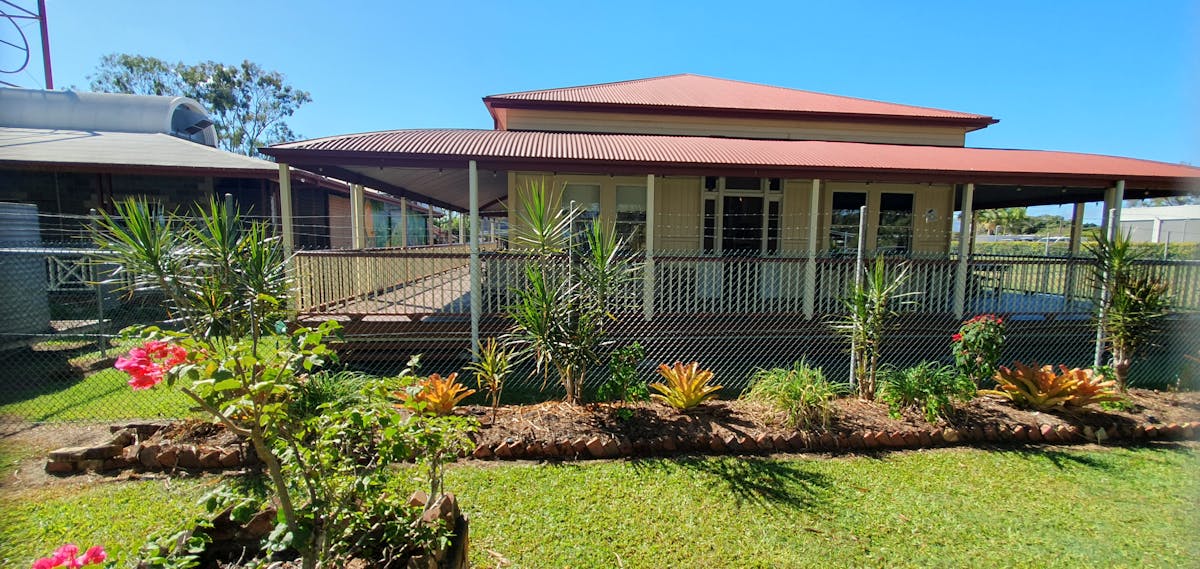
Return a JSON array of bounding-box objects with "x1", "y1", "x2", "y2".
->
[{"x1": 42, "y1": 389, "x2": 1200, "y2": 474}]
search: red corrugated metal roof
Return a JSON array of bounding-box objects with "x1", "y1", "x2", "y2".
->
[
  {"x1": 485, "y1": 74, "x2": 995, "y2": 124},
  {"x1": 266, "y1": 129, "x2": 1200, "y2": 186}
]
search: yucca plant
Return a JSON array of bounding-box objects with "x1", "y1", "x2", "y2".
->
[
  {"x1": 465, "y1": 337, "x2": 512, "y2": 421},
  {"x1": 831, "y1": 255, "x2": 919, "y2": 399},
  {"x1": 877, "y1": 361, "x2": 975, "y2": 423},
  {"x1": 397, "y1": 372, "x2": 476, "y2": 415},
  {"x1": 742, "y1": 360, "x2": 847, "y2": 429},
  {"x1": 649, "y1": 361, "x2": 721, "y2": 410},
  {"x1": 1087, "y1": 230, "x2": 1171, "y2": 390},
  {"x1": 981, "y1": 361, "x2": 1120, "y2": 411}
]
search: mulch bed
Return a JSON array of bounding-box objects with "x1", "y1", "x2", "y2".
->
[{"x1": 41, "y1": 389, "x2": 1200, "y2": 475}]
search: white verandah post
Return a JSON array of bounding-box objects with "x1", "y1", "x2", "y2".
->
[
  {"x1": 400, "y1": 197, "x2": 408, "y2": 247},
  {"x1": 1064, "y1": 202, "x2": 1086, "y2": 303},
  {"x1": 1094, "y1": 180, "x2": 1125, "y2": 368},
  {"x1": 953, "y1": 183, "x2": 975, "y2": 320},
  {"x1": 469, "y1": 160, "x2": 481, "y2": 357},
  {"x1": 643, "y1": 174, "x2": 656, "y2": 320},
  {"x1": 350, "y1": 183, "x2": 366, "y2": 249},
  {"x1": 804, "y1": 179, "x2": 821, "y2": 319}
]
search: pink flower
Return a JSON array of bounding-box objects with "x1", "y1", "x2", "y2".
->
[
  {"x1": 951, "y1": 333, "x2": 963, "y2": 342},
  {"x1": 32, "y1": 544, "x2": 106, "y2": 568},
  {"x1": 115, "y1": 341, "x2": 189, "y2": 390}
]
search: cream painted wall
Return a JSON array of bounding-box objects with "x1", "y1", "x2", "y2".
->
[{"x1": 504, "y1": 109, "x2": 969, "y2": 147}]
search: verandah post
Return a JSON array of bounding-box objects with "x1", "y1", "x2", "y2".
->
[
  {"x1": 1094, "y1": 180, "x2": 1125, "y2": 368},
  {"x1": 350, "y1": 183, "x2": 366, "y2": 249},
  {"x1": 804, "y1": 178, "x2": 820, "y2": 319},
  {"x1": 400, "y1": 197, "x2": 408, "y2": 247},
  {"x1": 278, "y1": 163, "x2": 296, "y2": 316},
  {"x1": 469, "y1": 160, "x2": 481, "y2": 358},
  {"x1": 643, "y1": 173, "x2": 656, "y2": 320},
  {"x1": 953, "y1": 183, "x2": 975, "y2": 319},
  {"x1": 849, "y1": 204, "x2": 867, "y2": 388}
]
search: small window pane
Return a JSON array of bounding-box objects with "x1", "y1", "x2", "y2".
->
[
  {"x1": 703, "y1": 199, "x2": 716, "y2": 253},
  {"x1": 562, "y1": 183, "x2": 600, "y2": 240},
  {"x1": 615, "y1": 185, "x2": 646, "y2": 252},
  {"x1": 725, "y1": 176, "x2": 760, "y2": 191},
  {"x1": 877, "y1": 192, "x2": 913, "y2": 255},
  {"x1": 767, "y1": 200, "x2": 780, "y2": 254}
]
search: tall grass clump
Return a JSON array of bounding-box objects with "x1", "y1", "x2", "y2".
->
[
  {"x1": 742, "y1": 361, "x2": 847, "y2": 429},
  {"x1": 877, "y1": 361, "x2": 975, "y2": 423}
]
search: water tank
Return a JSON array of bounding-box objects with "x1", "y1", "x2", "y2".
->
[{"x1": 0, "y1": 203, "x2": 52, "y2": 337}]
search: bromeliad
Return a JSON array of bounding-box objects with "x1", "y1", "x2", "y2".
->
[{"x1": 649, "y1": 361, "x2": 721, "y2": 410}]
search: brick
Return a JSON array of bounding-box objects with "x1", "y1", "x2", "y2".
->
[{"x1": 45, "y1": 460, "x2": 74, "y2": 474}]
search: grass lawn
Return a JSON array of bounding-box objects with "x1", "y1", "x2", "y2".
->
[
  {"x1": 2, "y1": 445, "x2": 1196, "y2": 568},
  {"x1": 0, "y1": 367, "x2": 195, "y2": 422}
]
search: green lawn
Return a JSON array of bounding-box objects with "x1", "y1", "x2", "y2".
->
[
  {"x1": 0, "y1": 446, "x2": 1196, "y2": 568},
  {"x1": 0, "y1": 367, "x2": 195, "y2": 422}
]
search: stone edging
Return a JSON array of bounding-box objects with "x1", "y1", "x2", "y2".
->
[
  {"x1": 45, "y1": 422, "x2": 257, "y2": 474},
  {"x1": 469, "y1": 421, "x2": 1200, "y2": 461}
]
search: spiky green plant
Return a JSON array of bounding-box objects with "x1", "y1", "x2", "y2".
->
[
  {"x1": 831, "y1": 256, "x2": 919, "y2": 399},
  {"x1": 465, "y1": 337, "x2": 513, "y2": 421},
  {"x1": 877, "y1": 361, "x2": 975, "y2": 423},
  {"x1": 1086, "y1": 230, "x2": 1171, "y2": 390}
]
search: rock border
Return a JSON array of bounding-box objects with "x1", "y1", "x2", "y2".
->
[{"x1": 45, "y1": 422, "x2": 257, "y2": 475}]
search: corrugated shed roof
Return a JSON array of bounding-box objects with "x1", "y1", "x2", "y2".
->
[
  {"x1": 0, "y1": 127, "x2": 278, "y2": 174},
  {"x1": 485, "y1": 74, "x2": 994, "y2": 123},
  {"x1": 266, "y1": 129, "x2": 1200, "y2": 184}
]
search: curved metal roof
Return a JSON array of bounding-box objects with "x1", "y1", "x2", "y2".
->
[{"x1": 0, "y1": 88, "x2": 217, "y2": 146}]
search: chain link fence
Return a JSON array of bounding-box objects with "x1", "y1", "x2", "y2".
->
[{"x1": 1, "y1": 208, "x2": 1198, "y2": 423}]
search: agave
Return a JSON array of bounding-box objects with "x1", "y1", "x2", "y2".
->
[
  {"x1": 980, "y1": 362, "x2": 1119, "y2": 411},
  {"x1": 649, "y1": 361, "x2": 721, "y2": 410},
  {"x1": 397, "y1": 372, "x2": 476, "y2": 415}
]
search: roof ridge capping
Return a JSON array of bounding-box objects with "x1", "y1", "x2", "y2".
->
[{"x1": 484, "y1": 74, "x2": 997, "y2": 127}]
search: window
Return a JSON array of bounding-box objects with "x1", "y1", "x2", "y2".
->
[
  {"x1": 767, "y1": 200, "x2": 781, "y2": 254},
  {"x1": 615, "y1": 185, "x2": 646, "y2": 252},
  {"x1": 722, "y1": 195, "x2": 763, "y2": 253},
  {"x1": 562, "y1": 183, "x2": 600, "y2": 241},
  {"x1": 703, "y1": 198, "x2": 717, "y2": 253},
  {"x1": 877, "y1": 192, "x2": 914, "y2": 254},
  {"x1": 830, "y1": 192, "x2": 866, "y2": 253}
]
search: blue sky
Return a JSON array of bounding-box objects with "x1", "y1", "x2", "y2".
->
[{"x1": 7, "y1": 1, "x2": 1199, "y2": 221}]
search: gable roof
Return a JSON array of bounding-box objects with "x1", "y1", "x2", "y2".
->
[{"x1": 484, "y1": 74, "x2": 997, "y2": 130}]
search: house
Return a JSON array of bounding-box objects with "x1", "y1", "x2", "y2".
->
[
  {"x1": 261, "y1": 75, "x2": 1200, "y2": 383},
  {"x1": 0, "y1": 88, "x2": 440, "y2": 249},
  {"x1": 1119, "y1": 204, "x2": 1200, "y2": 246}
]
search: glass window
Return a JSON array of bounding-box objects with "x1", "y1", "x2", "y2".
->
[
  {"x1": 561, "y1": 183, "x2": 600, "y2": 241},
  {"x1": 830, "y1": 192, "x2": 866, "y2": 253},
  {"x1": 615, "y1": 185, "x2": 646, "y2": 252},
  {"x1": 722, "y1": 195, "x2": 763, "y2": 254},
  {"x1": 725, "y1": 176, "x2": 760, "y2": 191},
  {"x1": 767, "y1": 200, "x2": 780, "y2": 254},
  {"x1": 877, "y1": 192, "x2": 913, "y2": 255}
]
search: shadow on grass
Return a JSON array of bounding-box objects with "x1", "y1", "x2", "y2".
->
[{"x1": 631, "y1": 456, "x2": 836, "y2": 512}]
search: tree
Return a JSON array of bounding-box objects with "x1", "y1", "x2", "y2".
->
[{"x1": 89, "y1": 54, "x2": 311, "y2": 157}]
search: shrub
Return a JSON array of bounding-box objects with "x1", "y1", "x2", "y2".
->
[
  {"x1": 397, "y1": 373, "x2": 475, "y2": 415},
  {"x1": 952, "y1": 314, "x2": 1006, "y2": 386},
  {"x1": 290, "y1": 370, "x2": 369, "y2": 418},
  {"x1": 877, "y1": 361, "x2": 975, "y2": 423},
  {"x1": 831, "y1": 256, "x2": 920, "y2": 399},
  {"x1": 981, "y1": 361, "x2": 1121, "y2": 411},
  {"x1": 649, "y1": 361, "x2": 721, "y2": 410},
  {"x1": 465, "y1": 337, "x2": 512, "y2": 421},
  {"x1": 597, "y1": 342, "x2": 648, "y2": 403},
  {"x1": 742, "y1": 360, "x2": 846, "y2": 429}
]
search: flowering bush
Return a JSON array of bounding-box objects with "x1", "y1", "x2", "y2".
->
[
  {"x1": 951, "y1": 314, "x2": 1006, "y2": 386},
  {"x1": 32, "y1": 544, "x2": 107, "y2": 568},
  {"x1": 114, "y1": 339, "x2": 188, "y2": 389}
]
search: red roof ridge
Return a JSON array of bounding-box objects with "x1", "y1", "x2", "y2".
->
[{"x1": 484, "y1": 73, "x2": 694, "y2": 99}]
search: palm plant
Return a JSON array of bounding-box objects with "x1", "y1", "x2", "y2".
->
[
  {"x1": 1086, "y1": 230, "x2": 1170, "y2": 390},
  {"x1": 831, "y1": 255, "x2": 919, "y2": 399},
  {"x1": 503, "y1": 180, "x2": 637, "y2": 404}
]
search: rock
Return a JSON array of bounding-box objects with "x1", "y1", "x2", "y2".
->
[
  {"x1": 109, "y1": 422, "x2": 168, "y2": 437},
  {"x1": 493, "y1": 442, "x2": 513, "y2": 459},
  {"x1": 199, "y1": 449, "x2": 222, "y2": 469},
  {"x1": 408, "y1": 490, "x2": 430, "y2": 508},
  {"x1": 847, "y1": 432, "x2": 865, "y2": 450},
  {"x1": 1012, "y1": 425, "x2": 1028, "y2": 441},
  {"x1": 755, "y1": 434, "x2": 774, "y2": 451},
  {"x1": 218, "y1": 449, "x2": 242, "y2": 467},
  {"x1": 109, "y1": 429, "x2": 136, "y2": 447},
  {"x1": 472, "y1": 445, "x2": 493, "y2": 459},
  {"x1": 78, "y1": 459, "x2": 105, "y2": 471},
  {"x1": 177, "y1": 446, "x2": 201, "y2": 469},
  {"x1": 1039, "y1": 425, "x2": 1058, "y2": 443},
  {"x1": 1142, "y1": 425, "x2": 1158, "y2": 439},
  {"x1": 917, "y1": 430, "x2": 933, "y2": 447},
  {"x1": 983, "y1": 425, "x2": 999, "y2": 442},
  {"x1": 616, "y1": 437, "x2": 633, "y2": 456},
  {"x1": 818, "y1": 432, "x2": 837, "y2": 450},
  {"x1": 928, "y1": 429, "x2": 943, "y2": 445},
  {"x1": 48, "y1": 446, "x2": 89, "y2": 462},
  {"x1": 1027, "y1": 425, "x2": 1044, "y2": 443},
  {"x1": 1095, "y1": 427, "x2": 1109, "y2": 443},
  {"x1": 785, "y1": 432, "x2": 806, "y2": 451},
  {"x1": 1082, "y1": 425, "x2": 1096, "y2": 440},
  {"x1": 942, "y1": 428, "x2": 961, "y2": 443},
  {"x1": 122, "y1": 444, "x2": 141, "y2": 462},
  {"x1": 157, "y1": 448, "x2": 178, "y2": 468},
  {"x1": 139, "y1": 444, "x2": 162, "y2": 468},
  {"x1": 45, "y1": 460, "x2": 74, "y2": 474},
  {"x1": 571, "y1": 438, "x2": 589, "y2": 456},
  {"x1": 902, "y1": 432, "x2": 921, "y2": 447},
  {"x1": 101, "y1": 457, "x2": 130, "y2": 471}
]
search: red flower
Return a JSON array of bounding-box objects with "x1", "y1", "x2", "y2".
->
[
  {"x1": 32, "y1": 544, "x2": 106, "y2": 568},
  {"x1": 951, "y1": 333, "x2": 963, "y2": 342}
]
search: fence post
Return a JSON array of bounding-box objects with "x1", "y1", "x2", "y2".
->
[
  {"x1": 953, "y1": 183, "x2": 974, "y2": 320},
  {"x1": 469, "y1": 160, "x2": 481, "y2": 358},
  {"x1": 644, "y1": 174, "x2": 656, "y2": 321},
  {"x1": 89, "y1": 208, "x2": 107, "y2": 358}
]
